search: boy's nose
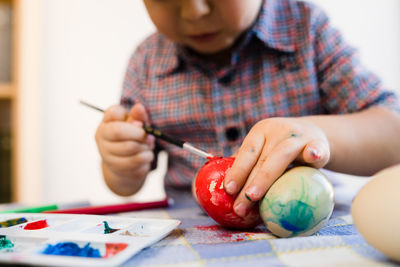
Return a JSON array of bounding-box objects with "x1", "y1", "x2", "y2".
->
[{"x1": 180, "y1": 0, "x2": 211, "y2": 21}]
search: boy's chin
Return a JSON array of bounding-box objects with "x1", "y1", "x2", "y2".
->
[
  {"x1": 186, "y1": 44, "x2": 235, "y2": 63},
  {"x1": 186, "y1": 41, "x2": 233, "y2": 55},
  {"x1": 190, "y1": 46, "x2": 230, "y2": 55}
]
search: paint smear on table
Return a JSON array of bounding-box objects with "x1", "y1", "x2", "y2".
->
[
  {"x1": 42, "y1": 242, "x2": 101, "y2": 258},
  {"x1": 103, "y1": 221, "x2": 119, "y2": 234},
  {"x1": 0, "y1": 235, "x2": 14, "y2": 250},
  {"x1": 195, "y1": 224, "x2": 266, "y2": 242},
  {"x1": 0, "y1": 217, "x2": 28, "y2": 228},
  {"x1": 24, "y1": 220, "x2": 49, "y2": 230}
]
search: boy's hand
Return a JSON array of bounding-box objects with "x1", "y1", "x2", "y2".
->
[
  {"x1": 223, "y1": 117, "x2": 330, "y2": 217},
  {"x1": 95, "y1": 103, "x2": 155, "y2": 195}
]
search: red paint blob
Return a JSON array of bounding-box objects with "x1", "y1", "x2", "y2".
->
[
  {"x1": 195, "y1": 157, "x2": 262, "y2": 229},
  {"x1": 23, "y1": 219, "x2": 49, "y2": 230},
  {"x1": 104, "y1": 243, "x2": 128, "y2": 258}
]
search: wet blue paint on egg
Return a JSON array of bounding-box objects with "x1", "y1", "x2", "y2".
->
[
  {"x1": 259, "y1": 167, "x2": 334, "y2": 238},
  {"x1": 278, "y1": 200, "x2": 314, "y2": 232},
  {"x1": 42, "y1": 242, "x2": 101, "y2": 258}
]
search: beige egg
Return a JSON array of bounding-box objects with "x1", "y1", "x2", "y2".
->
[{"x1": 351, "y1": 164, "x2": 400, "y2": 262}]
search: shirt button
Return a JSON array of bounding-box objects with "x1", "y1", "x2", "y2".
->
[
  {"x1": 218, "y1": 74, "x2": 232, "y2": 85},
  {"x1": 225, "y1": 127, "x2": 240, "y2": 142}
]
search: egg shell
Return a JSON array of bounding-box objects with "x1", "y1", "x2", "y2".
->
[
  {"x1": 351, "y1": 164, "x2": 400, "y2": 262},
  {"x1": 195, "y1": 157, "x2": 262, "y2": 229},
  {"x1": 259, "y1": 166, "x2": 334, "y2": 238}
]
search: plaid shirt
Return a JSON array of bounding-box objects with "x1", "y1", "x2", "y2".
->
[{"x1": 121, "y1": 0, "x2": 399, "y2": 187}]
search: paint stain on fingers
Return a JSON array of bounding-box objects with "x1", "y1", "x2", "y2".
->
[
  {"x1": 245, "y1": 187, "x2": 261, "y2": 202},
  {"x1": 289, "y1": 131, "x2": 303, "y2": 138},
  {"x1": 245, "y1": 194, "x2": 253, "y2": 202},
  {"x1": 309, "y1": 148, "x2": 321, "y2": 161}
]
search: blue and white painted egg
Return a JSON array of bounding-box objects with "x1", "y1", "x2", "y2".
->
[{"x1": 259, "y1": 166, "x2": 334, "y2": 238}]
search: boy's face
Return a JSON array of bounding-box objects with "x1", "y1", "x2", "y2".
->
[{"x1": 143, "y1": 0, "x2": 263, "y2": 54}]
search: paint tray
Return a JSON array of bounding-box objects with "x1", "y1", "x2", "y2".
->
[{"x1": 0, "y1": 213, "x2": 180, "y2": 266}]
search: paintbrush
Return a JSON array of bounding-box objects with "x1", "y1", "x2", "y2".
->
[{"x1": 79, "y1": 100, "x2": 214, "y2": 159}]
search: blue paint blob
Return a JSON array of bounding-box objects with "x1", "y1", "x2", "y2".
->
[
  {"x1": 42, "y1": 242, "x2": 101, "y2": 258},
  {"x1": 278, "y1": 200, "x2": 314, "y2": 232}
]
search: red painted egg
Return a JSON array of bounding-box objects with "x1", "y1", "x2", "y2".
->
[{"x1": 195, "y1": 157, "x2": 262, "y2": 229}]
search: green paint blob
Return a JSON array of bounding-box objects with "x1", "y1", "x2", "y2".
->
[
  {"x1": 0, "y1": 235, "x2": 14, "y2": 251},
  {"x1": 103, "y1": 221, "x2": 118, "y2": 234}
]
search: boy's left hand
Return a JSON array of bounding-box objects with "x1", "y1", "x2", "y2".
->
[{"x1": 223, "y1": 117, "x2": 330, "y2": 217}]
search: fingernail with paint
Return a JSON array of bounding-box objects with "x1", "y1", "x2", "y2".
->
[
  {"x1": 310, "y1": 148, "x2": 321, "y2": 160},
  {"x1": 245, "y1": 186, "x2": 261, "y2": 201}
]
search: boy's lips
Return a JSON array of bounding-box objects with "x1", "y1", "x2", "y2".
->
[{"x1": 188, "y1": 32, "x2": 219, "y2": 43}]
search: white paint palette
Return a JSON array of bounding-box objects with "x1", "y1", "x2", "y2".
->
[{"x1": 0, "y1": 213, "x2": 180, "y2": 266}]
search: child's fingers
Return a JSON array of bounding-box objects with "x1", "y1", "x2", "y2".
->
[
  {"x1": 102, "y1": 121, "x2": 147, "y2": 142},
  {"x1": 233, "y1": 138, "x2": 304, "y2": 217},
  {"x1": 132, "y1": 163, "x2": 152, "y2": 178},
  {"x1": 301, "y1": 139, "x2": 330, "y2": 168},
  {"x1": 103, "y1": 105, "x2": 128, "y2": 123},
  {"x1": 128, "y1": 102, "x2": 150, "y2": 123},
  {"x1": 230, "y1": 150, "x2": 239, "y2": 158},
  {"x1": 103, "y1": 150, "x2": 154, "y2": 175},
  {"x1": 102, "y1": 140, "x2": 152, "y2": 157},
  {"x1": 224, "y1": 131, "x2": 265, "y2": 195},
  {"x1": 146, "y1": 135, "x2": 156, "y2": 150}
]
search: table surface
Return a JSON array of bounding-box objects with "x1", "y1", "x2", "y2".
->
[{"x1": 119, "y1": 181, "x2": 398, "y2": 267}]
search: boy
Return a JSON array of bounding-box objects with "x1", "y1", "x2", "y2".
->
[{"x1": 95, "y1": 0, "x2": 400, "y2": 217}]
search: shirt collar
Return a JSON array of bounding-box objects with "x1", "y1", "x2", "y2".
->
[
  {"x1": 151, "y1": 36, "x2": 181, "y2": 76},
  {"x1": 251, "y1": 0, "x2": 298, "y2": 53}
]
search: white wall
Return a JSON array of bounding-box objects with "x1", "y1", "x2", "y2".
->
[
  {"x1": 19, "y1": 0, "x2": 161, "y2": 204},
  {"x1": 309, "y1": 0, "x2": 400, "y2": 92},
  {"x1": 40, "y1": 0, "x2": 160, "y2": 204},
  {"x1": 19, "y1": 0, "x2": 400, "y2": 204}
]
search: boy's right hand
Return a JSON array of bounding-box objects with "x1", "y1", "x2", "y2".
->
[{"x1": 95, "y1": 103, "x2": 155, "y2": 196}]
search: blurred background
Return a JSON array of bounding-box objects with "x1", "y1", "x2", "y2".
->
[{"x1": 0, "y1": 0, "x2": 399, "y2": 205}]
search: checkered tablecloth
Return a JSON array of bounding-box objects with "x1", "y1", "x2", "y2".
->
[{"x1": 121, "y1": 180, "x2": 398, "y2": 267}]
